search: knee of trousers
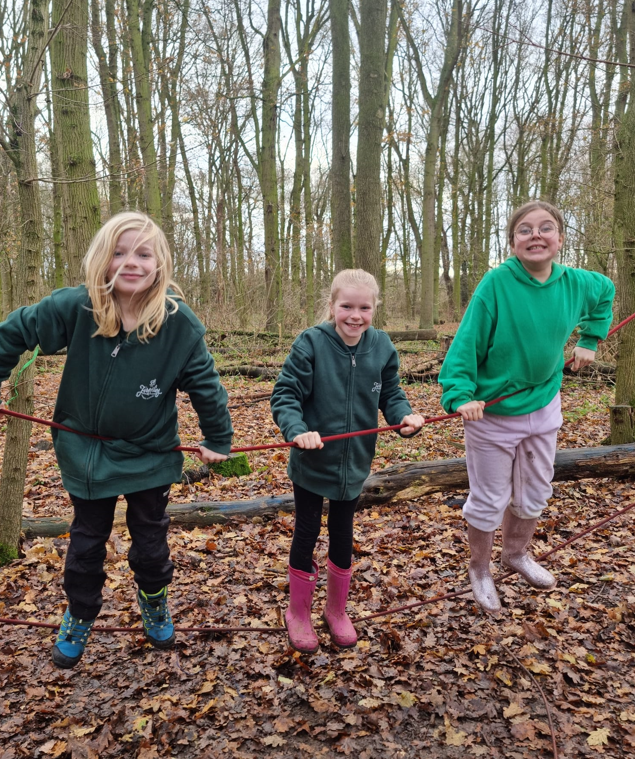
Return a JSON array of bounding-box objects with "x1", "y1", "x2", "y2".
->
[
  {"x1": 508, "y1": 500, "x2": 546, "y2": 521},
  {"x1": 463, "y1": 494, "x2": 509, "y2": 533}
]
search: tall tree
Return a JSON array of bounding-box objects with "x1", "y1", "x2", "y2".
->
[
  {"x1": 611, "y1": 0, "x2": 635, "y2": 444},
  {"x1": 330, "y1": 0, "x2": 352, "y2": 271},
  {"x1": 0, "y1": 0, "x2": 48, "y2": 562},
  {"x1": 126, "y1": 0, "x2": 162, "y2": 220},
  {"x1": 50, "y1": 0, "x2": 101, "y2": 284},
  {"x1": 355, "y1": 0, "x2": 388, "y2": 290},
  {"x1": 401, "y1": 0, "x2": 463, "y2": 328}
]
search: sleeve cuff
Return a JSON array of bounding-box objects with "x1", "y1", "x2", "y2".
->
[{"x1": 576, "y1": 337, "x2": 599, "y2": 351}]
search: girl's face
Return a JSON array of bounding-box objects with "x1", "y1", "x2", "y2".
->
[
  {"x1": 107, "y1": 230, "x2": 158, "y2": 303},
  {"x1": 510, "y1": 209, "x2": 563, "y2": 278},
  {"x1": 330, "y1": 285, "x2": 375, "y2": 346}
]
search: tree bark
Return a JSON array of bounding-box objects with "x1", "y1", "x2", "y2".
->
[
  {"x1": 355, "y1": 0, "x2": 388, "y2": 296},
  {"x1": 126, "y1": 0, "x2": 162, "y2": 220},
  {"x1": 0, "y1": 0, "x2": 47, "y2": 563},
  {"x1": 262, "y1": 0, "x2": 282, "y2": 331},
  {"x1": 50, "y1": 0, "x2": 101, "y2": 285},
  {"x1": 330, "y1": 0, "x2": 352, "y2": 271}
]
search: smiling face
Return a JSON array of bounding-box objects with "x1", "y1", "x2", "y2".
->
[
  {"x1": 106, "y1": 229, "x2": 158, "y2": 304},
  {"x1": 330, "y1": 285, "x2": 375, "y2": 345},
  {"x1": 510, "y1": 209, "x2": 563, "y2": 282}
]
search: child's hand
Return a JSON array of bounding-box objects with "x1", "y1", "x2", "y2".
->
[
  {"x1": 571, "y1": 346, "x2": 595, "y2": 371},
  {"x1": 294, "y1": 431, "x2": 324, "y2": 449},
  {"x1": 400, "y1": 414, "x2": 425, "y2": 435},
  {"x1": 196, "y1": 446, "x2": 229, "y2": 464},
  {"x1": 456, "y1": 400, "x2": 486, "y2": 421}
]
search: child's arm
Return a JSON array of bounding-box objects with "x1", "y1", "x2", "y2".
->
[
  {"x1": 378, "y1": 341, "x2": 424, "y2": 436},
  {"x1": 178, "y1": 338, "x2": 233, "y2": 461},
  {"x1": 576, "y1": 273, "x2": 615, "y2": 351},
  {"x1": 0, "y1": 295, "x2": 70, "y2": 385},
  {"x1": 438, "y1": 295, "x2": 494, "y2": 414},
  {"x1": 270, "y1": 341, "x2": 315, "y2": 444}
]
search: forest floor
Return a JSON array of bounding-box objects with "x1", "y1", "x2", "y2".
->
[{"x1": 0, "y1": 332, "x2": 634, "y2": 758}]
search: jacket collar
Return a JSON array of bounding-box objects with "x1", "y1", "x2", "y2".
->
[{"x1": 315, "y1": 321, "x2": 378, "y2": 354}]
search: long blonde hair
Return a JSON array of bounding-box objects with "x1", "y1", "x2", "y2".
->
[
  {"x1": 319, "y1": 268, "x2": 381, "y2": 322},
  {"x1": 83, "y1": 212, "x2": 183, "y2": 342}
]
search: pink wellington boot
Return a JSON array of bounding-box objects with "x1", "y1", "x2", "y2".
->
[
  {"x1": 501, "y1": 510, "x2": 556, "y2": 590},
  {"x1": 467, "y1": 524, "x2": 502, "y2": 615},
  {"x1": 323, "y1": 559, "x2": 357, "y2": 648},
  {"x1": 285, "y1": 562, "x2": 319, "y2": 654}
]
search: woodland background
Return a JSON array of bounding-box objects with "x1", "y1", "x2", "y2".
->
[{"x1": 1, "y1": 0, "x2": 635, "y2": 756}]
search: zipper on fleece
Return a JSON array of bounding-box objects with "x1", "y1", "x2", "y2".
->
[{"x1": 340, "y1": 351, "x2": 356, "y2": 499}]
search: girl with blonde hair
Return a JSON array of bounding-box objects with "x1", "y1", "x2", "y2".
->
[
  {"x1": 271, "y1": 269, "x2": 424, "y2": 653},
  {"x1": 0, "y1": 211, "x2": 233, "y2": 668}
]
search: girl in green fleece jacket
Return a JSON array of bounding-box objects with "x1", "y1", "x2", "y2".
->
[
  {"x1": 0, "y1": 212, "x2": 233, "y2": 668},
  {"x1": 439, "y1": 201, "x2": 614, "y2": 615},
  {"x1": 271, "y1": 269, "x2": 424, "y2": 653}
]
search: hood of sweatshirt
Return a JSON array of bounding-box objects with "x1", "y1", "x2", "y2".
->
[
  {"x1": 502, "y1": 255, "x2": 566, "y2": 287},
  {"x1": 314, "y1": 321, "x2": 379, "y2": 354}
]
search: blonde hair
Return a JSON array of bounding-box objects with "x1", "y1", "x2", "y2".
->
[
  {"x1": 83, "y1": 211, "x2": 183, "y2": 342},
  {"x1": 507, "y1": 201, "x2": 565, "y2": 247},
  {"x1": 319, "y1": 268, "x2": 381, "y2": 322}
]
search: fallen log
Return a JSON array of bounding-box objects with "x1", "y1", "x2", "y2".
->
[
  {"x1": 20, "y1": 442, "x2": 635, "y2": 537},
  {"x1": 385, "y1": 329, "x2": 437, "y2": 342},
  {"x1": 216, "y1": 365, "x2": 280, "y2": 379}
]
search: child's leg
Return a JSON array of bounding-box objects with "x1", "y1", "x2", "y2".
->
[
  {"x1": 286, "y1": 484, "x2": 323, "y2": 653},
  {"x1": 289, "y1": 483, "x2": 324, "y2": 572},
  {"x1": 503, "y1": 394, "x2": 562, "y2": 589},
  {"x1": 326, "y1": 497, "x2": 358, "y2": 570},
  {"x1": 53, "y1": 493, "x2": 117, "y2": 668},
  {"x1": 324, "y1": 496, "x2": 359, "y2": 647},
  {"x1": 125, "y1": 484, "x2": 175, "y2": 649},
  {"x1": 462, "y1": 413, "x2": 527, "y2": 613},
  {"x1": 64, "y1": 493, "x2": 118, "y2": 620},
  {"x1": 124, "y1": 484, "x2": 173, "y2": 593}
]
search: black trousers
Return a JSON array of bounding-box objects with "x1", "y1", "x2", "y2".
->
[
  {"x1": 64, "y1": 484, "x2": 173, "y2": 620},
  {"x1": 289, "y1": 483, "x2": 359, "y2": 573}
]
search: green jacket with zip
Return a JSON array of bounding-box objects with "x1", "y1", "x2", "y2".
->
[
  {"x1": 439, "y1": 257, "x2": 615, "y2": 416},
  {"x1": 0, "y1": 286, "x2": 233, "y2": 499},
  {"x1": 270, "y1": 322, "x2": 413, "y2": 501}
]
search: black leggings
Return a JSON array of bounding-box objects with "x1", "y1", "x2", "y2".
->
[{"x1": 289, "y1": 483, "x2": 359, "y2": 573}]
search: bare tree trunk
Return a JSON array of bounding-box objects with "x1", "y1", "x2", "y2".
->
[
  {"x1": 330, "y1": 0, "x2": 352, "y2": 270},
  {"x1": 50, "y1": 0, "x2": 101, "y2": 285},
  {"x1": 126, "y1": 0, "x2": 162, "y2": 220},
  {"x1": 0, "y1": 0, "x2": 47, "y2": 563},
  {"x1": 261, "y1": 0, "x2": 282, "y2": 330}
]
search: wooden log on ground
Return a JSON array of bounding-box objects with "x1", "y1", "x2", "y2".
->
[
  {"x1": 20, "y1": 443, "x2": 635, "y2": 537},
  {"x1": 385, "y1": 329, "x2": 437, "y2": 343},
  {"x1": 216, "y1": 365, "x2": 280, "y2": 379}
]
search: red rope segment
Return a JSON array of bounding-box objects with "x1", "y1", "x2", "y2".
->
[
  {"x1": 2, "y1": 499, "x2": 633, "y2": 635},
  {"x1": 2, "y1": 311, "x2": 634, "y2": 453}
]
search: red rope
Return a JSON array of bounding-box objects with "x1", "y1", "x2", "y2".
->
[{"x1": 1, "y1": 499, "x2": 633, "y2": 634}]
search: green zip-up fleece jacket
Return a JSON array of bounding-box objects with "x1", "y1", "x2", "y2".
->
[
  {"x1": 270, "y1": 322, "x2": 413, "y2": 501},
  {"x1": 439, "y1": 257, "x2": 615, "y2": 416},
  {"x1": 0, "y1": 286, "x2": 233, "y2": 499}
]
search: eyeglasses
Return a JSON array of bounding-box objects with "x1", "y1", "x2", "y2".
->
[{"x1": 514, "y1": 222, "x2": 558, "y2": 240}]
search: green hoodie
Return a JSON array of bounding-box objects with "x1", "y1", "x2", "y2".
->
[
  {"x1": 270, "y1": 322, "x2": 413, "y2": 501},
  {"x1": 0, "y1": 286, "x2": 233, "y2": 499},
  {"x1": 439, "y1": 257, "x2": 615, "y2": 416}
]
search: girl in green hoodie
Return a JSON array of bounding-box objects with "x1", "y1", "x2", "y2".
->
[
  {"x1": 0, "y1": 212, "x2": 233, "y2": 668},
  {"x1": 439, "y1": 201, "x2": 614, "y2": 615},
  {"x1": 271, "y1": 269, "x2": 424, "y2": 653}
]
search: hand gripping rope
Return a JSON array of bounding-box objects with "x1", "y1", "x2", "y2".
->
[{"x1": 0, "y1": 311, "x2": 634, "y2": 636}]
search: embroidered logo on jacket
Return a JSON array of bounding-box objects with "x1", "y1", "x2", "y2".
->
[
  {"x1": 372, "y1": 382, "x2": 382, "y2": 393},
  {"x1": 136, "y1": 379, "x2": 162, "y2": 399}
]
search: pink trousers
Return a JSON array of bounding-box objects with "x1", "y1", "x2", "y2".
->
[{"x1": 462, "y1": 394, "x2": 563, "y2": 532}]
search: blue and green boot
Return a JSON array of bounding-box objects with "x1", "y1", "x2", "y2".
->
[
  {"x1": 52, "y1": 608, "x2": 95, "y2": 669},
  {"x1": 138, "y1": 587, "x2": 175, "y2": 649}
]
